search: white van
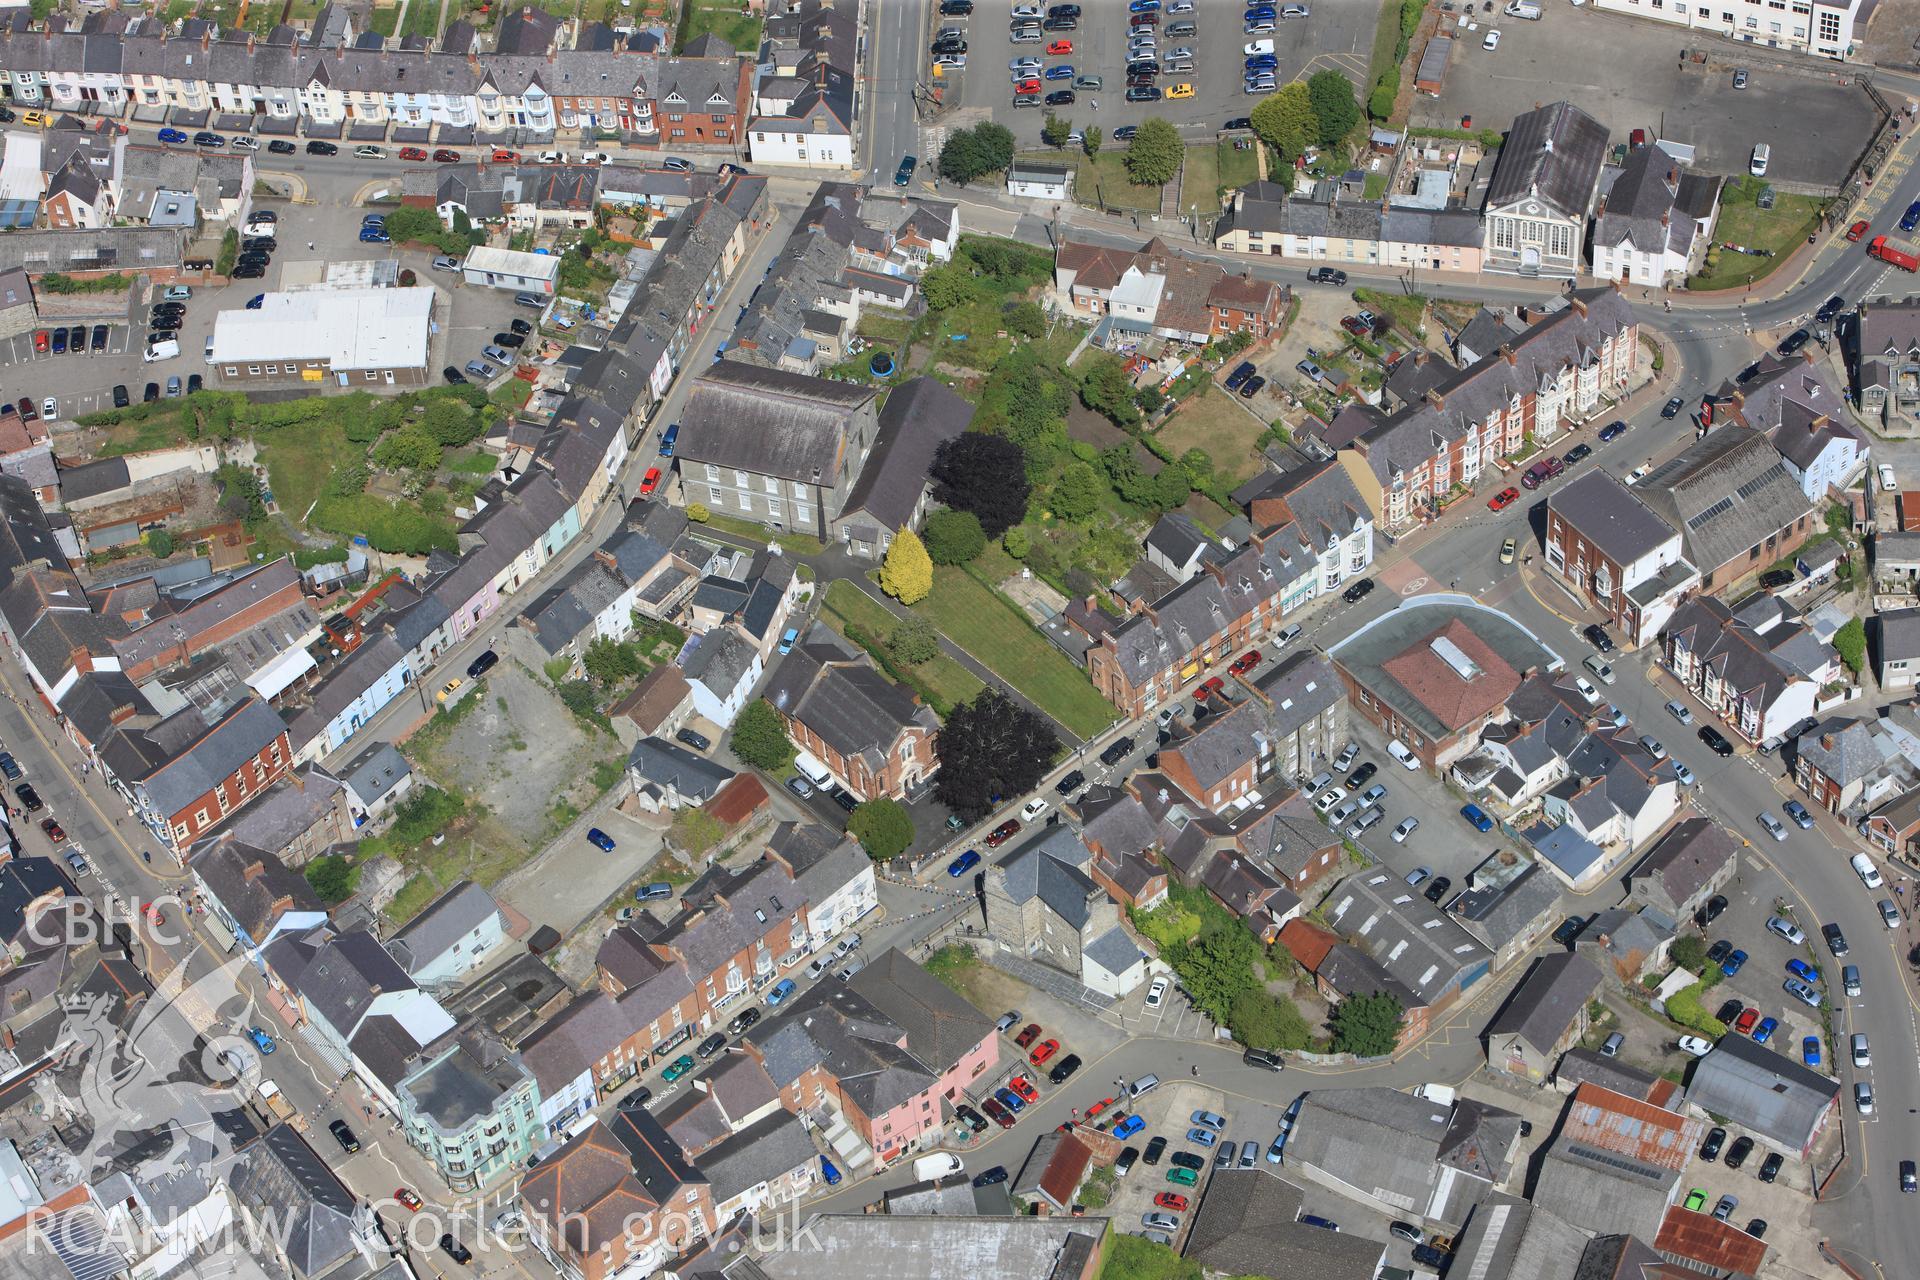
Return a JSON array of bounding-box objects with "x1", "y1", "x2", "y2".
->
[
  {"x1": 1387, "y1": 739, "x2": 1420, "y2": 770},
  {"x1": 795, "y1": 750, "x2": 833, "y2": 789},
  {"x1": 1503, "y1": 0, "x2": 1542, "y2": 16},
  {"x1": 1749, "y1": 143, "x2": 1770, "y2": 176},
  {"x1": 143, "y1": 337, "x2": 179, "y2": 363},
  {"x1": 1852, "y1": 852, "x2": 1884, "y2": 889}
]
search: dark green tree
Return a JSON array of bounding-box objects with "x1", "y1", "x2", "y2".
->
[
  {"x1": 932, "y1": 688, "x2": 1060, "y2": 821},
  {"x1": 1306, "y1": 69, "x2": 1362, "y2": 147},
  {"x1": 1330, "y1": 991, "x2": 1406, "y2": 1057},
  {"x1": 889, "y1": 615, "x2": 940, "y2": 666},
  {"x1": 583, "y1": 638, "x2": 642, "y2": 685},
  {"x1": 144, "y1": 528, "x2": 176, "y2": 559},
  {"x1": 1177, "y1": 923, "x2": 1257, "y2": 1023},
  {"x1": 731, "y1": 700, "x2": 796, "y2": 771},
  {"x1": 930, "y1": 432, "x2": 1032, "y2": 537},
  {"x1": 1229, "y1": 988, "x2": 1313, "y2": 1052},
  {"x1": 923, "y1": 509, "x2": 987, "y2": 565},
  {"x1": 1835, "y1": 616, "x2": 1866, "y2": 674},
  {"x1": 1079, "y1": 355, "x2": 1142, "y2": 427},
  {"x1": 847, "y1": 798, "x2": 915, "y2": 861},
  {"x1": 1123, "y1": 117, "x2": 1184, "y2": 186},
  {"x1": 1041, "y1": 112, "x2": 1073, "y2": 149},
  {"x1": 1670, "y1": 934, "x2": 1710, "y2": 973},
  {"x1": 1003, "y1": 300, "x2": 1046, "y2": 338},
  {"x1": 1082, "y1": 126, "x2": 1102, "y2": 157},
  {"x1": 920, "y1": 263, "x2": 979, "y2": 311},
  {"x1": 1050, "y1": 463, "x2": 1104, "y2": 522},
  {"x1": 304, "y1": 854, "x2": 357, "y2": 904}
]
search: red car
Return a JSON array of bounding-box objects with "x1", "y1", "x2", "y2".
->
[
  {"x1": 1487, "y1": 486, "x2": 1520, "y2": 512},
  {"x1": 1733, "y1": 1006, "x2": 1760, "y2": 1035},
  {"x1": 1847, "y1": 219, "x2": 1871, "y2": 242},
  {"x1": 1047, "y1": 38, "x2": 1073, "y2": 53},
  {"x1": 1339, "y1": 315, "x2": 1371, "y2": 337},
  {"x1": 1154, "y1": 1192, "x2": 1189, "y2": 1211},
  {"x1": 491, "y1": 148, "x2": 517, "y2": 162},
  {"x1": 1015, "y1": 1022, "x2": 1042, "y2": 1049},
  {"x1": 31, "y1": 330, "x2": 47, "y2": 353},
  {"x1": 1194, "y1": 675, "x2": 1226, "y2": 702},
  {"x1": 639, "y1": 466, "x2": 662, "y2": 495},
  {"x1": 17, "y1": 400, "x2": 35, "y2": 423},
  {"x1": 1010, "y1": 1075, "x2": 1039, "y2": 1104},
  {"x1": 1014, "y1": 78, "x2": 1041, "y2": 94},
  {"x1": 1029, "y1": 1038, "x2": 1060, "y2": 1066},
  {"x1": 38, "y1": 818, "x2": 63, "y2": 842},
  {"x1": 398, "y1": 146, "x2": 429, "y2": 161},
  {"x1": 1084, "y1": 1095, "x2": 1117, "y2": 1119},
  {"x1": 981, "y1": 1097, "x2": 1016, "y2": 1129},
  {"x1": 432, "y1": 149, "x2": 461, "y2": 163},
  {"x1": 985, "y1": 818, "x2": 1021, "y2": 847},
  {"x1": 395, "y1": 1189, "x2": 423, "y2": 1211},
  {"x1": 1228, "y1": 649, "x2": 1261, "y2": 676}
]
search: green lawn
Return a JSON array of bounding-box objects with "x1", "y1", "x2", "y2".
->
[
  {"x1": 1179, "y1": 141, "x2": 1260, "y2": 217},
  {"x1": 696, "y1": 511, "x2": 825, "y2": 557},
  {"x1": 911, "y1": 567, "x2": 1115, "y2": 739},
  {"x1": 1018, "y1": 148, "x2": 1165, "y2": 215},
  {"x1": 678, "y1": 0, "x2": 761, "y2": 50},
  {"x1": 1152, "y1": 389, "x2": 1265, "y2": 489},
  {"x1": 822, "y1": 580, "x2": 985, "y2": 714},
  {"x1": 255, "y1": 416, "x2": 359, "y2": 526},
  {"x1": 1689, "y1": 176, "x2": 1828, "y2": 291}
]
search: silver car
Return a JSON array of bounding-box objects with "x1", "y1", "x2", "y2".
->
[
  {"x1": 1757, "y1": 812, "x2": 1787, "y2": 841},
  {"x1": 1329, "y1": 797, "x2": 1361, "y2": 825}
]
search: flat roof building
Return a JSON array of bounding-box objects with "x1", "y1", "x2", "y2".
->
[
  {"x1": 208, "y1": 286, "x2": 437, "y2": 387},
  {"x1": 461, "y1": 244, "x2": 560, "y2": 294}
]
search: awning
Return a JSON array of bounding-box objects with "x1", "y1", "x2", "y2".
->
[{"x1": 245, "y1": 642, "x2": 317, "y2": 702}]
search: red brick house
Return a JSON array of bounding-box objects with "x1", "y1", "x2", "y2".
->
[
  {"x1": 518, "y1": 1111, "x2": 715, "y2": 1280},
  {"x1": 762, "y1": 632, "x2": 938, "y2": 801},
  {"x1": 1863, "y1": 785, "x2": 1920, "y2": 863},
  {"x1": 131, "y1": 696, "x2": 296, "y2": 857}
]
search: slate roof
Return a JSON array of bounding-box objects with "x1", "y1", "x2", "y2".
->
[
  {"x1": 847, "y1": 947, "x2": 992, "y2": 1071},
  {"x1": 58, "y1": 457, "x2": 130, "y2": 504},
  {"x1": 1685, "y1": 1033, "x2": 1839, "y2": 1151},
  {"x1": 678, "y1": 358, "x2": 874, "y2": 484},
  {"x1": 762, "y1": 626, "x2": 936, "y2": 769},
  {"x1": 1321, "y1": 868, "x2": 1493, "y2": 1005},
  {"x1": 1635, "y1": 425, "x2": 1812, "y2": 573},
  {"x1": 836, "y1": 377, "x2": 973, "y2": 534},
  {"x1": 225, "y1": 1123, "x2": 365, "y2": 1280},
  {"x1": 1485, "y1": 950, "x2": 1602, "y2": 1056},
  {"x1": 338, "y1": 741, "x2": 412, "y2": 811},
  {"x1": 1286, "y1": 1088, "x2": 1504, "y2": 1224},
  {"x1": 992, "y1": 827, "x2": 1100, "y2": 930},
  {"x1": 278, "y1": 926, "x2": 417, "y2": 1038},
  {"x1": 1661, "y1": 596, "x2": 1804, "y2": 724},
  {"x1": 385, "y1": 881, "x2": 503, "y2": 976},
  {"x1": 741, "y1": 977, "x2": 935, "y2": 1118},
  {"x1": 1593, "y1": 145, "x2": 1701, "y2": 256},
  {"x1": 1548, "y1": 469, "x2": 1677, "y2": 565},
  {"x1": 1795, "y1": 716, "x2": 1893, "y2": 787},
  {"x1": 695, "y1": 1109, "x2": 817, "y2": 1205},
  {"x1": 190, "y1": 836, "x2": 324, "y2": 941},
  {"x1": 626, "y1": 735, "x2": 734, "y2": 802},
  {"x1": 1485, "y1": 100, "x2": 1610, "y2": 219},
  {"x1": 650, "y1": 857, "x2": 801, "y2": 983},
  {"x1": 680, "y1": 626, "x2": 758, "y2": 701},
  {"x1": 1629, "y1": 817, "x2": 1738, "y2": 911}
]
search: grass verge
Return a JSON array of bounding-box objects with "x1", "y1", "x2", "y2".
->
[
  {"x1": 822, "y1": 579, "x2": 985, "y2": 715},
  {"x1": 1688, "y1": 176, "x2": 1828, "y2": 291}
]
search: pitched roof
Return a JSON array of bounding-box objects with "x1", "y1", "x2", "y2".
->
[
  {"x1": 846, "y1": 947, "x2": 992, "y2": 1072},
  {"x1": 1684, "y1": 1033, "x2": 1839, "y2": 1151},
  {"x1": 189, "y1": 835, "x2": 324, "y2": 940},
  {"x1": 1321, "y1": 868, "x2": 1493, "y2": 1005},
  {"x1": 385, "y1": 881, "x2": 503, "y2": 976},
  {"x1": 1635, "y1": 425, "x2": 1812, "y2": 572},
  {"x1": 1485, "y1": 100, "x2": 1610, "y2": 219},
  {"x1": 836, "y1": 376, "x2": 973, "y2": 533},
  {"x1": 1629, "y1": 817, "x2": 1738, "y2": 909},
  {"x1": 1485, "y1": 951, "x2": 1602, "y2": 1056},
  {"x1": 626, "y1": 735, "x2": 734, "y2": 801},
  {"x1": 1548, "y1": 468, "x2": 1677, "y2": 565},
  {"x1": 763, "y1": 626, "x2": 936, "y2": 768},
  {"x1": 694, "y1": 1108, "x2": 817, "y2": 1204},
  {"x1": 676, "y1": 362, "x2": 875, "y2": 483}
]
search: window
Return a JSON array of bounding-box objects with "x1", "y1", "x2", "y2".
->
[
  {"x1": 264, "y1": 364, "x2": 277, "y2": 375},
  {"x1": 795, "y1": 503, "x2": 810, "y2": 524},
  {"x1": 247, "y1": 365, "x2": 260, "y2": 375},
  {"x1": 734, "y1": 469, "x2": 749, "y2": 488},
  {"x1": 767, "y1": 498, "x2": 782, "y2": 518},
  {"x1": 194, "y1": 809, "x2": 209, "y2": 826}
]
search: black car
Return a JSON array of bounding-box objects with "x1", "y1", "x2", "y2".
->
[
  {"x1": 1758, "y1": 1152, "x2": 1783, "y2": 1183},
  {"x1": 676, "y1": 727, "x2": 712, "y2": 752},
  {"x1": 1746, "y1": 1220, "x2": 1767, "y2": 1240},
  {"x1": 1563, "y1": 443, "x2": 1593, "y2": 466},
  {"x1": 12, "y1": 784, "x2": 40, "y2": 813},
  {"x1": 329, "y1": 1119, "x2": 360, "y2": 1153},
  {"x1": 268, "y1": 139, "x2": 297, "y2": 154},
  {"x1": 443, "y1": 367, "x2": 467, "y2": 384},
  {"x1": 939, "y1": 0, "x2": 972, "y2": 11},
  {"x1": 1706, "y1": 939, "x2": 1733, "y2": 966},
  {"x1": 187, "y1": 374, "x2": 202, "y2": 394},
  {"x1": 143, "y1": 382, "x2": 160, "y2": 403},
  {"x1": 971, "y1": 1165, "x2": 1008, "y2": 1188},
  {"x1": 232, "y1": 265, "x2": 266, "y2": 278},
  {"x1": 1902, "y1": 1159, "x2": 1917, "y2": 1193},
  {"x1": 1552, "y1": 916, "x2": 1588, "y2": 946},
  {"x1": 1045, "y1": 90, "x2": 1076, "y2": 106},
  {"x1": 491, "y1": 332, "x2": 525, "y2": 348},
  {"x1": 1047, "y1": 1053, "x2": 1081, "y2": 1084},
  {"x1": 1815, "y1": 294, "x2": 1847, "y2": 323},
  {"x1": 1224, "y1": 116, "x2": 1252, "y2": 130},
  {"x1": 1144, "y1": 1135, "x2": 1168, "y2": 1165},
  {"x1": 1695, "y1": 894, "x2": 1729, "y2": 926},
  {"x1": 956, "y1": 1104, "x2": 988, "y2": 1133},
  {"x1": 306, "y1": 140, "x2": 339, "y2": 155},
  {"x1": 1345, "y1": 761, "x2": 1377, "y2": 791},
  {"x1": 1125, "y1": 85, "x2": 1163, "y2": 102},
  {"x1": 1725, "y1": 1135, "x2": 1754, "y2": 1169},
  {"x1": 1242, "y1": 1048, "x2": 1283, "y2": 1071},
  {"x1": 1341, "y1": 578, "x2": 1374, "y2": 603},
  {"x1": 192, "y1": 131, "x2": 224, "y2": 148},
  {"x1": 1411, "y1": 1245, "x2": 1448, "y2": 1268},
  {"x1": 1055, "y1": 769, "x2": 1086, "y2": 797},
  {"x1": 829, "y1": 786, "x2": 859, "y2": 814},
  {"x1": 1582, "y1": 623, "x2": 1614, "y2": 653},
  {"x1": 1113, "y1": 125, "x2": 1139, "y2": 141},
  {"x1": 1758, "y1": 568, "x2": 1795, "y2": 589},
  {"x1": 1422, "y1": 875, "x2": 1450, "y2": 904},
  {"x1": 465, "y1": 649, "x2": 499, "y2": 679},
  {"x1": 1777, "y1": 328, "x2": 1811, "y2": 356},
  {"x1": 243, "y1": 236, "x2": 278, "y2": 252},
  {"x1": 235, "y1": 253, "x2": 271, "y2": 267},
  {"x1": 90, "y1": 324, "x2": 108, "y2": 351},
  {"x1": 1099, "y1": 735, "x2": 1135, "y2": 766},
  {"x1": 112, "y1": 384, "x2": 129, "y2": 408},
  {"x1": 1697, "y1": 726, "x2": 1734, "y2": 757},
  {"x1": 1715, "y1": 997, "x2": 1745, "y2": 1024},
  {"x1": 439, "y1": 1236, "x2": 472, "y2": 1265},
  {"x1": 65, "y1": 325, "x2": 85, "y2": 352},
  {"x1": 510, "y1": 317, "x2": 533, "y2": 336},
  {"x1": 1224, "y1": 360, "x2": 1256, "y2": 390},
  {"x1": 1306, "y1": 266, "x2": 1348, "y2": 285},
  {"x1": 1660, "y1": 395, "x2": 1686, "y2": 418},
  {"x1": 696, "y1": 1031, "x2": 727, "y2": 1059},
  {"x1": 1169, "y1": 1151, "x2": 1205, "y2": 1171},
  {"x1": 1115, "y1": 1145, "x2": 1140, "y2": 1175},
  {"x1": 1822, "y1": 922, "x2": 1850, "y2": 956},
  {"x1": 1699, "y1": 1126, "x2": 1725, "y2": 1162},
  {"x1": 150, "y1": 307, "x2": 185, "y2": 324},
  {"x1": 1238, "y1": 374, "x2": 1265, "y2": 398}
]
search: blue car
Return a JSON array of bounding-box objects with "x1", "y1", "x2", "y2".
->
[
  {"x1": 1802, "y1": 1035, "x2": 1822, "y2": 1067},
  {"x1": 359, "y1": 228, "x2": 390, "y2": 243},
  {"x1": 1721, "y1": 948, "x2": 1747, "y2": 977},
  {"x1": 1246, "y1": 54, "x2": 1278, "y2": 70},
  {"x1": 1245, "y1": 5, "x2": 1277, "y2": 18},
  {"x1": 1187, "y1": 1127, "x2": 1217, "y2": 1147},
  {"x1": 658, "y1": 422, "x2": 680, "y2": 456},
  {"x1": 586, "y1": 827, "x2": 616, "y2": 852},
  {"x1": 1598, "y1": 420, "x2": 1628, "y2": 442},
  {"x1": 820, "y1": 1155, "x2": 842, "y2": 1185},
  {"x1": 246, "y1": 1026, "x2": 277, "y2": 1054},
  {"x1": 1786, "y1": 957, "x2": 1820, "y2": 984},
  {"x1": 1902, "y1": 200, "x2": 1920, "y2": 232},
  {"x1": 1045, "y1": 65, "x2": 1074, "y2": 80},
  {"x1": 1113, "y1": 1113, "x2": 1145, "y2": 1139},
  {"x1": 158, "y1": 127, "x2": 188, "y2": 144},
  {"x1": 1128, "y1": 0, "x2": 1159, "y2": 9},
  {"x1": 767, "y1": 978, "x2": 797, "y2": 1006},
  {"x1": 947, "y1": 849, "x2": 982, "y2": 877},
  {"x1": 995, "y1": 1086, "x2": 1026, "y2": 1113},
  {"x1": 1459, "y1": 803, "x2": 1493, "y2": 833},
  {"x1": 1753, "y1": 1016, "x2": 1778, "y2": 1044},
  {"x1": 245, "y1": 293, "x2": 265, "y2": 310}
]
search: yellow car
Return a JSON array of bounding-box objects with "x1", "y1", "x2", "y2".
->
[
  {"x1": 1167, "y1": 83, "x2": 1195, "y2": 100},
  {"x1": 1500, "y1": 538, "x2": 1517, "y2": 564},
  {"x1": 436, "y1": 677, "x2": 464, "y2": 703},
  {"x1": 20, "y1": 112, "x2": 47, "y2": 127}
]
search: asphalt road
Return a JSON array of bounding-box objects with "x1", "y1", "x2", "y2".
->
[{"x1": 864, "y1": 0, "x2": 930, "y2": 182}]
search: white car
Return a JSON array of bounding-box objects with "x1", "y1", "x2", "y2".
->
[
  {"x1": 1334, "y1": 743, "x2": 1359, "y2": 771},
  {"x1": 231, "y1": 135, "x2": 259, "y2": 150},
  {"x1": 354, "y1": 144, "x2": 384, "y2": 158},
  {"x1": 1482, "y1": 28, "x2": 1501, "y2": 49},
  {"x1": 1281, "y1": 1, "x2": 1310, "y2": 14},
  {"x1": 40, "y1": 398, "x2": 56, "y2": 419},
  {"x1": 1881, "y1": 462, "x2": 1898, "y2": 492},
  {"x1": 537, "y1": 149, "x2": 566, "y2": 163},
  {"x1": 1572, "y1": 676, "x2": 1601, "y2": 705},
  {"x1": 1019, "y1": 798, "x2": 1049, "y2": 822},
  {"x1": 1676, "y1": 1035, "x2": 1714, "y2": 1057},
  {"x1": 1637, "y1": 735, "x2": 1667, "y2": 760},
  {"x1": 1011, "y1": 3, "x2": 1041, "y2": 17},
  {"x1": 1245, "y1": 38, "x2": 1274, "y2": 54},
  {"x1": 1392, "y1": 817, "x2": 1419, "y2": 843},
  {"x1": 1145, "y1": 976, "x2": 1169, "y2": 1009}
]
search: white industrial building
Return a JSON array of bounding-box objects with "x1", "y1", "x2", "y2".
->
[
  {"x1": 207, "y1": 285, "x2": 436, "y2": 387},
  {"x1": 460, "y1": 245, "x2": 559, "y2": 295}
]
